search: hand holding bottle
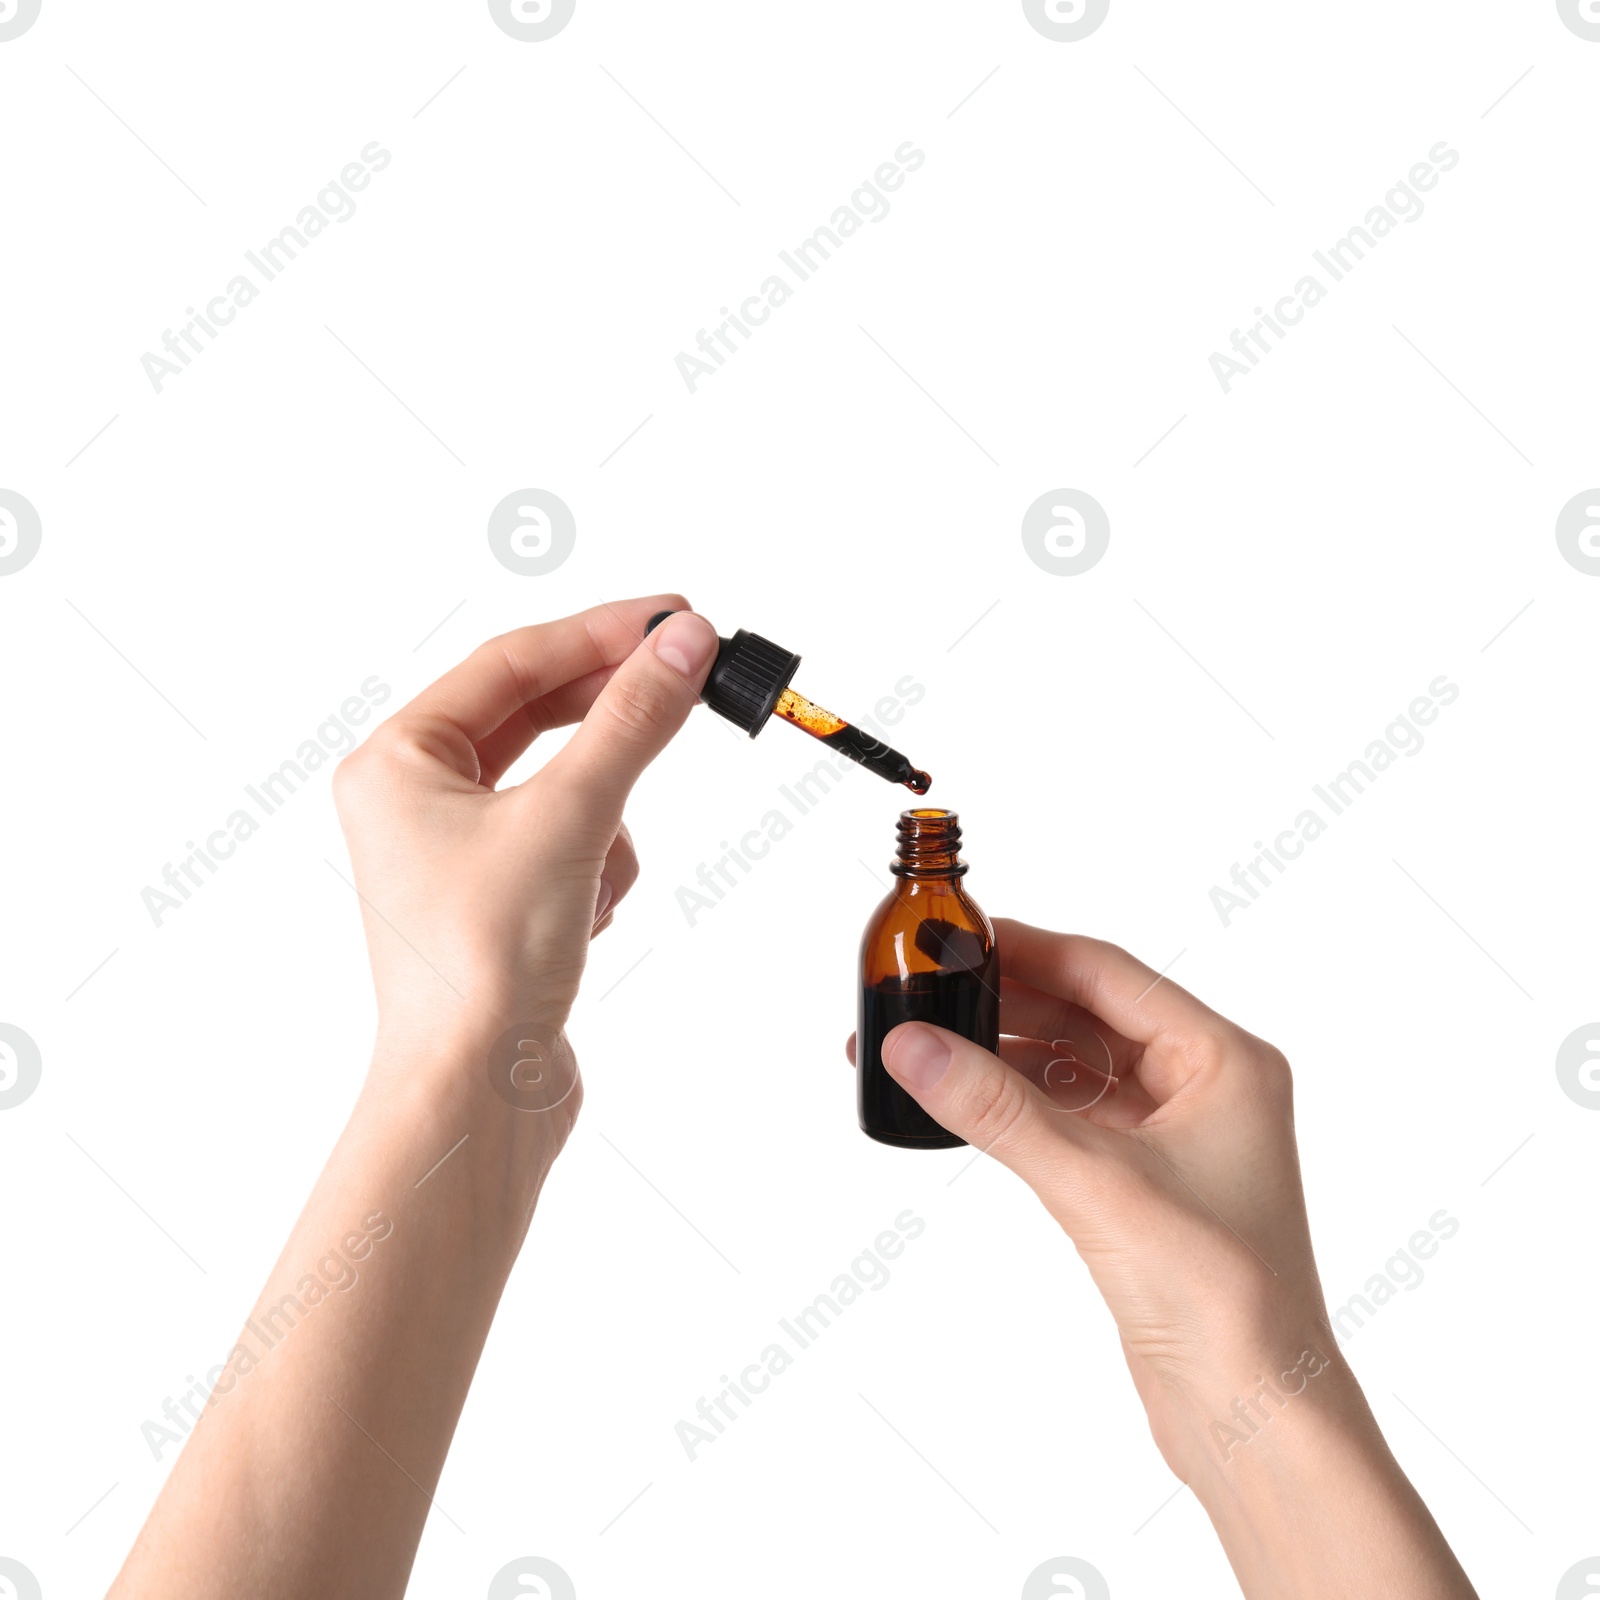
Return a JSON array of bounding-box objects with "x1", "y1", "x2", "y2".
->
[{"x1": 859, "y1": 920, "x2": 1479, "y2": 1599}]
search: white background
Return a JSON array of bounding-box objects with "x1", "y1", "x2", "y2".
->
[{"x1": 2, "y1": 2, "x2": 1596, "y2": 1596}]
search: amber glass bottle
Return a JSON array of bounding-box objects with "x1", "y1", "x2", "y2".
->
[{"x1": 858, "y1": 809, "x2": 999, "y2": 1148}]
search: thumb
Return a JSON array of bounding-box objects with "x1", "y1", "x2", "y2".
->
[
  {"x1": 883, "y1": 1022, "x2": 1094, "y2": 1179},
  {"x1": 550, "y1": 610, "x2": 719, "y2": 823}
]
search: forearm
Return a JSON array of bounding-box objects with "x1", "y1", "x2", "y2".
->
[
  {"x1": 1176, "y1": 1347, "x2": 1478, "y2": 1600},
  {"x1": 111, "y1": 1039, "x2": 554, "y2": 1600}
]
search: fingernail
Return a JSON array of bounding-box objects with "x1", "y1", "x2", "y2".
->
[
  {"x1": 883, "y1": 1024, "x2": 952, "y2": 1094},
  {"x1": 593, "y1": 880, "x2": 613, "y2": 923},
  {"x1": 649, "y1": 611, "x2": 717, "y2": 681}
]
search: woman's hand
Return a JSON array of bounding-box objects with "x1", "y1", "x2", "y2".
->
[
  {"x1": 110, "y1": 597, "x2": 720, "y2": 1600},
  {"x1": 862, "y1": 919, "x2": 1478, "y2": 1599},
  {"x1": 871, "y1": 918, "x2": 1320, "y2": 1469},
  {"x1": 333, "y1": 595, "x2": 718, "y2": 1144}
]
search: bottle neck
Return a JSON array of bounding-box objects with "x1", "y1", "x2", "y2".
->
[{"x1": 891, "y1": 809, "x2": 967, "y2": 880}]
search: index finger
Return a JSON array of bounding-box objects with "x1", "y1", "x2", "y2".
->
[
  {"x1": 994, "y1": 918, "x2": 1223, "y2": 1047},
  {"x1": 394, "y1": 594, "x2": 689, "y2": 749}
]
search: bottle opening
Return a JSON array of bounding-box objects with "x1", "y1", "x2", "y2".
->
[{"x1": 892, "y1": 808, "x2": 966, "y2": 879}]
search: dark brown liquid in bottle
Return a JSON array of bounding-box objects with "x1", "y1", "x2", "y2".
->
[{"x1": 857, "y1": 810, "x2": 998, "y2": 1148}]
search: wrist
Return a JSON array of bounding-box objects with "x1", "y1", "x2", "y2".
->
[
  {"x1": 1176, "y1": 1340, "x2": 1364, "y2": 1496},
  {"x1": 1173, "y1": 1351, "x2": 1474, "y2": 1600},
  {"x1": 358, "y1": 1022, "x2": 578, "y2": 1230},
  {"x1": 1133, "y1": 1304, "x2": 1351, "y2": 1488}
]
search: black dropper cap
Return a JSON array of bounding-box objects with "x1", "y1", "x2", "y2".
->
[{"x1": 646, "y1": 610, "x2": 800, "y2": 737}]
